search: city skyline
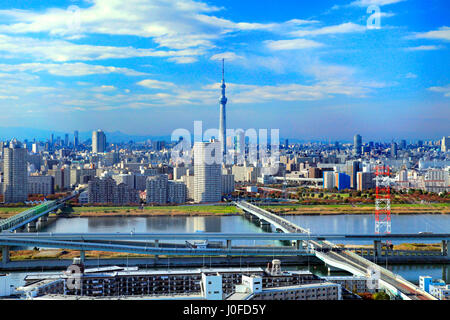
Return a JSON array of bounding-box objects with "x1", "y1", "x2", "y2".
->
[{"x1": 0, "y1": 0, "x2": 448, "y2": 140}]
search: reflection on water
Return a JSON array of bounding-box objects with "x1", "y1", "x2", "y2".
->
[
  {"x1": 40, "y1": 216, "x2": 277, "y2": 246},
  {"x1": 284, "y1": 214, "x2": 450, "y2": 244}
]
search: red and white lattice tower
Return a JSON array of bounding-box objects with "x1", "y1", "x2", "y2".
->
[{"x1": 375, "y1": 165, "x2": 391, "y2": 234}]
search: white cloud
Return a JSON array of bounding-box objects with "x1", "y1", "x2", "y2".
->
[
  {"x1": 265, "y1": 38, "x2": 324, "y2": 51},
  {"x1": 405, "y1": 72, "x2": 417, "y2": 79},
  {"x1": 411, "y1": 27, "x2": 450, "y2": 42},
  {"x1": 350, "y1": 0, "x2": 406, "y2": 6},
  {"x1": 428, "y1": 85, "x2": 450, "y2": 97},
  {"x1": 137, "y1": 79, "x2": 176, "y2": 89},
  {"x1": 0, "y1": 62, "x2": 146, "y2": 76},
  {"x1": 290, "y1": 22, "x2": 366, "y2": 37},
  {"x1": 167, "y1": 56, "x2": 198, "y2": 64},
  {"x1": 0, "y1": 0, "x2": 318, "y2": 52},
  {"x1": 0, "y1": 95, "x2": 19, "y2": 100},
  {"x1": 91, "y1": 85, "x2": 117, "y2": 92},
  {"x1": 210, "y1": 52, "x2": 243, "y2": 61},
  {"x1": 0, "y1": 34, "x2": 202, "y2": 62},
  {"x1": 404, "y1": 45, "x2": 443, "y2": 51}
]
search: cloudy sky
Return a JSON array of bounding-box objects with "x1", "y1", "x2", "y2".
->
[{"x1": 0, "y1": 0, "x2": 448, "y2": 141}]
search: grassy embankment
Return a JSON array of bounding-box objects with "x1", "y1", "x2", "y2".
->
[
  {"x1": 1, "y1": 203, "x2": 448, "y2": 219},
  {"x1": 262, "y1": 203, "x2": 450, "y2": 215},
  {"x1": 0, "y1": 205, "x2": 242, "y2": 219}
]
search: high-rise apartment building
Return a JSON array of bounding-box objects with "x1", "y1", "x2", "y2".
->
[
  {"x1": 168, "y1": 181, "x2": 187, "y2": 204},
  {"x1": 3, "y1": 140, "x2": 28, "y2": 203},
  {"x1": 88, "y1": 177, "x2": 137, "y2": 204},
  {"x1": 28, "y1": 175, "x2": 54, "y2": 195},
  {"x1": 146, "y1": 174, "x2": 168, "y2": 204},
  {"x1": 356, "y1": 172, "x2": 375, "y2": 191},
  {"x1": 194, "y1": 141, "x2": 222, "y2": 203},
  {"x1": 92, "y1": 129, "x2": 106, "y2": 153}
]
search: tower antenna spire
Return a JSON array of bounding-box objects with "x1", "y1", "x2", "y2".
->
[{"x1": 222, "y1": 58, "x2": 225, "y2": 82}]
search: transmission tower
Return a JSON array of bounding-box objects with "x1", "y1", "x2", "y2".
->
[{"x1": 375, "y1": 165, "x2": 391, "y2": 234}]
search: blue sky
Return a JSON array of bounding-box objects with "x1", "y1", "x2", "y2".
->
[{"x1": 0, "y1": 0, "x2": 448, "y2": 141}]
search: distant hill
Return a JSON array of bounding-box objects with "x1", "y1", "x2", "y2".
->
[{"x1": 0, "y1": 127, "x2": 171, "y2": 143}]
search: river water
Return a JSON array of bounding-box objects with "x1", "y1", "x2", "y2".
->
[
  {"x1": 39, "y1": 213, "x2": 450, "y2": 245},
  {"x1": 3, "y1": 213, "x2": 450, "y2": 291}
]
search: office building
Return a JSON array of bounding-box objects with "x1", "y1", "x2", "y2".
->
[
  {"x1": 194, "y1": 141, "x2": 222, "y2": 203},
  {"x1": 92, "y1": 129, "x2": 106, "y2": 153},
  {"x1": 353, "y1": 134, "x2": 362, "y2": 156},
  {"x1": 391, "y1": 142, "x2": 398, "y2": 158},
  {"x1": 442, "y1": 136, "x2": 450, "y2": 153},
  {"x1": 74, "y1": 130, "x2": 79, "y2": 148},
  {"x1": 221, "y1": 174, "x2": 235, "y2": 194},
  {"x1": 3, "y1": 140, "x2": 28, "y2": 203},
  {"x1": 48, "y1": 167, "x2": 70, "y2": 191}
]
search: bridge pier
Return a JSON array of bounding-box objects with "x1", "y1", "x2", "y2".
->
[
  {"x1": 154, "y1": 240, "x2": 159, "y2": 259},
  {"x1": 80, "y1": 250, "x2": 85, "y2": 263},
  {"x1": 294, "y1": 240, "x2": 303, "y2": 250},
  {"x1": 226, "y1": 240, "x2": 232, "y2": 249},
  {"x1": 2, "y1": 246, "x2": 10, "y2": 264},
  {"x1": 38, "y1": 214, "x2": 49, "y2": 223},
  {"x1": 374, "y1": 240, "x2": 382, "y2": 257},
  {"x1": 27, "y1": 221, "x2": 36, "y2": 232},
  {"x1": 442, "y1": 240, "x2": 448, "y2": 257}
]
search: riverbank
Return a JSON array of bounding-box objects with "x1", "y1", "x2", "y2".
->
[
  {"x1": 0, "y1": 205, "x2": 242, "y2": 219},
  {"x1": 263, "y1": 203, "x2": 450, "y2": 215},
  {"x1": 0, "y1": 203, "x2": 448, "y2": 219}
]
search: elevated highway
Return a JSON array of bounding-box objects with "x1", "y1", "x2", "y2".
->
[
  {"x1": 235, "y1": 200, "x2": 437, "y2": 300},
  {"x1": 1, "y1": 232, "x2": 448, "y2": 242}
]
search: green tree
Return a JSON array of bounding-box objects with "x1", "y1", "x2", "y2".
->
[{"x1": 373, "y1": 292, "x2": 390, "y2": 300}]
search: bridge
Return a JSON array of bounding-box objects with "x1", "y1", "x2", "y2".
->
[
  {"x1": 1, "y1": 232, "x2": 448, "y2": 242},
  {"x1": 235, "y1": 200, "x2": 438, "y2": 300},
  {"x1": 0, "y1": 192, "x2": 79, "y2": 232}
]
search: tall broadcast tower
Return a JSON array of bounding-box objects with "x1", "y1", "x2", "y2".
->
[
  {"x1": 375, "y1": 165, "x2": 392, "y2": 234},
  {"x1": 219, "y1": 58, "x2": 227, "y2": 156}
]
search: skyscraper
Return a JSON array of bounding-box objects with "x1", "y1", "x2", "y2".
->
[
  {"x1": 64, "y1": 133, "x2": 69, "y2": 147},
  {"x1": 3, "y1": 140, "x2": 28, "y2": 203},
  {"x1": 194, "y1": 141, "x2": 222, "y2": 203},
  {"x1": 442, "y1": 136, "x2": 450, "y2": 153},
  {"x1": 74, "y1": 130, "x2": 79, "y2": 147},
  {"x1": 353, "y1": 134, "x2": 362, "y2": 156},
  {"x1": 92, "y1": 129, "x2": 106, "y2": 153},
  {"x1": 218, "y1": 59, "x2": 227, "y2": 156},
  {"x1": 391, "y1": 142, "x2": 398, "y2": 158}
]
